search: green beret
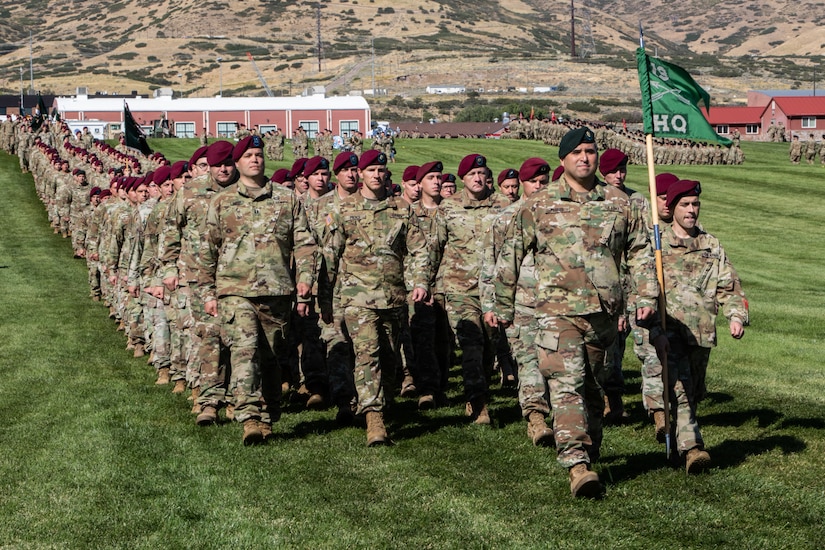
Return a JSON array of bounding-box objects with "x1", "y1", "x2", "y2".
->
[{"x1": 558, "y1": 127, "x2": 596, "y2": 159}]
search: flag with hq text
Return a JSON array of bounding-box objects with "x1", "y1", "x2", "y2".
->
[
  {"x1": 636, "y1": 48, "x2": 732, "y2": 146},
  {"x1": 124, "y1": 102, "x2": 153, "y2": 156}
]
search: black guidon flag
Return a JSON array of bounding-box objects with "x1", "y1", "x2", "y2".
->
[{"x1": 124, "y1": 102, "x2": 153, "y2": 156}]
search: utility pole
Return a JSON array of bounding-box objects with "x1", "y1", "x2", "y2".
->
[
  {"x1": 570, "y1": 0, "x2": 576, "y2": 58},
  {"x1": 29, "y1": 31, "x2": 34, "y2": 94},
  {"x1": 316, "y1": 4, "x2": 322, "y2": 73},
  {"x1": 19, "y1": 67, "x2": 24, "y2": 114},
  {"x1": 371, "y1": 38, "x2": 376, "y2": 97},
  {"x1": 217, "y1": 56, "x2": 223, "y2": 97}
]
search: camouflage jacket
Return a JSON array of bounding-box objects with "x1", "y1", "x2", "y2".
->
[
  {"x1": 494, "y1": 176, "x2": 659, "y2": 322},
  {"x1": 433, "y1": 188, "x2": 512, "y2": 296},
  {"x1": 660, "y1": 224, "x2": 749, "y2": 348},
  {"x1": 199, "y1": 180, "x2": 315, "y2": 302},
  {"x1": 480, "y1": 199, "x2": 521, "y2": 312},
  {"x1": 137, "y1": 198, "x2": 170, "y2": 287},
  {"x1": 160, "y1": 174, "x2": 228, "y2": 286},
  {"x1": 322, "y1": 192, "x2": 430, "y2": 310},
  {"x1": 102, "y1": 200, "x2": 133, "y2": 272}
]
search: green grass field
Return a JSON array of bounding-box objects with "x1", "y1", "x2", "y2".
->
[{"x1": 1, "y1": 139, "x2": 824, "y2": 548}]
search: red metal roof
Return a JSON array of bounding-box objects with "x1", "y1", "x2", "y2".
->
[
  {"x1": 701, "y1": 106, "x2": 763, "y2": 125},
  {"x1": 771, "y1": 96, "x2": 825, "y2": 116}
]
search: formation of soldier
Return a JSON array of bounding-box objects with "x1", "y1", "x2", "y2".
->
[
  {"x1": 787, "y1": 132, "x2": 825, "y2": 164},
  {"x1": 7, "y1": 115, "x2": 751, "y2": 498}
]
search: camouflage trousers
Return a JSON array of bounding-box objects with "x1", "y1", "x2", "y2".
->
[
  {"x1": 323, "y1": 302, "x2": 355, "y2": 408},
  {"x1": 633, "y1": 321, "x2": 665, "y2": 412},
  {"x1": 291, "y1": 308, "x2": 328, "y2": 396},
  {"x1": 508, "y1": 305, "x2": 550, "y2": 418},
  {"x1": 87, "y1": 260, "x2": 101, "y2": 299},
  {"x1": 444, "y1": 294, "x2": 495, "y2": 402},
  {"x1": 343, "y1": 305, "x2": 405, "y2": 416},
  {"x1": 144, "y1": 294, "x2": 171, "y2": 371},
  {"x1": 219, "y1": 295, "x2": 292, "y2": 424},
  {"x1": 665, "y1": 332, "x2": 710, "y2": 454},
  {"x1": 172, "y1": 286, "x2": 196, "y2": 383},
  {"x1": 163, "y1": 288, "x2": 188, "y2": 383},
  {"x1": 535, "y1": 313, "x2": 615, "y2": 468},
  {"x1": 601, "y1": 324, "x2": 629, "y2": 396},
  {"x1": 189, "y1": 285, "x2": 226, "y2": 406}
]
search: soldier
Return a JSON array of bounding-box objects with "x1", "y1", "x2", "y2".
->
[
  {"x1": 660, "y1": 179, "x2": 748, "y2": 472},
  {"x1": 199, "y1": 135, "x2": 316, "y2": 445},
  {"x1": 491, "y1": 127, "x2": 660, "y2": 497},
  {"x1": 431, "y1": 153, "x2": 512, "y2": 424},
  {"x1": 789, "y1": 135, "x2": 802, "y2": 164},
  {"x1": 440, "y1": 173, "x2": 457, "y2": 198},
  {"x1": 482, "y1": 157, "x2": 553, "y2": 445},
  {"x1": 496, "y1": 168, "x2": 520, "y2": 203},
  {"x1": 235, "y1": 123, "x2": 251, "y2": 140},
  {"x1": 321, "y1": 149, "x2": 430, "y2": 446},
  {"x1": 805, "y1": 133, "x2": 818, "y2": 164},
  {"x1": 272, "y1": 128, "x2": 285, "y2": 161}
]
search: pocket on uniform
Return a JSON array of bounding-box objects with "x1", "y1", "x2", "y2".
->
[{"x1": 535, "y1": 330, "x2": 560, "y2": 352}]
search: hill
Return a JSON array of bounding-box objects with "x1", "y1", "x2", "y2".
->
[{"x1": 0, "y1": 0, "x2": 820, "y2": 107}]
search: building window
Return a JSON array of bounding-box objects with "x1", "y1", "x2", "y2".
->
[
  {"x1": 716, "y1": 124, "x2": 729, "y2": 134},
  {"x1": 259, "y1": 124, "x2": 278, "y2": 134},
  {"x1": 802, "y1": 117, "x2": 817, "y2": 129},
  {"x1": 217, "y1": 121, "x2": 238, "y2": 138},
  {"x1": 746, "y1": 124, "x2": 759, "y2": 135},
  {"x1": 340, "y1": 120, "x2": 359, "y2": 136},
  {"x1": 298, "y1": 120, "x2": 319, "y2": 139},
  {"x1": 175, "y1": 122, "x2": 195, "y2": 138}
]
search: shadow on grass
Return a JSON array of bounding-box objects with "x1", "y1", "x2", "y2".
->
[
  {"x1": 778, "y1": 417, "x2": 825, "y2": 430},
  {"x1": 701, "y1": 407, "x2": 783, "y2": 428},
  {"x1": 711, "y1": 435, "x2": 807, "y2": 469}
]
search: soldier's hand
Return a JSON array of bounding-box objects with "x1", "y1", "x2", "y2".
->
[
  {"x1": 296, "y1": 282, "x2": 311, "y2": 299},
  {"x1": 90, "y1": 253, "x2": 99, "y2": 261},
  {"x1": 128, "y1": 285, "x2": 139, "y2": 297},
  {"x1": 296, "y1": 303, "x2": 310, "y2": 317},
  {"x1": 617, "y1": 315, "x2": 628, "y2": 333},
  {"x1": 163, "y1": 276, "x2": 178, "y2": 292},
  {"x1": 635, "y1": 307, "x2": 656, "y2": 323},
  {"x1": 411, "y1": 287, "x2": 429, "y2": 303},
  {"x1": 77, "y1": 249, "x2": 86, "y2": 258},
  {"x1": 108, "y1": 274, "x2": 117, "y2": 285},
  {"x1": 730, "y1": 321, "x2": 745, "y2": 339},
  {"x1": 205, "y1": 299, "x2": 218, "y2": 317},
  {"x1": 483, "y1": 311, "x2": 499, "y2": 328}
]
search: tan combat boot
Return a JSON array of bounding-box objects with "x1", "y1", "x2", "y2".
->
[
  {"x1": 400, "y1": 375, "x2": 417, "y2": 397},
  {"x1": 259, "y1": 421, "x2": 273, "y2": 440},
  {"x1": 196, "y1": 406, "x2": 217, "y2": 426},
  {"x1": 155, "y1": 367, "x2": 171, "y2": 386},
  {"x1": 190, "y1": 386, "x2": 201, "y2": 414},
  {"x1": 527, "y1": 411, "x2": 554, "y2": 446},
  {"x1": 242, "y1": 419, "x2": 264, "y2": 446},
  {"x1": 466, "y1": 398, "x2": 491, "y2": 425},
  {"x1": 365, "y1": 411, "x2": 390, "y2": 447},
  {"x1": 133, "y1": 343, "x2": 145, "y2": 358},
  {"x1": 569, "y1": 463, "x2": 601, "y2": 498},
  {"x1": 652, "y1": 410, "x2": 667, "y2": 443},
  {"x1": 685, "y1": 447, "x2": 711, "y2": 474},
  {"x1": 224, "y1": 403, "x2": 235, "y2": 421},
  {"x1": 417, "y1": 394, "x2": 435, "y2": 411},
  {"x1": 306, "y1": 393, "x2": 325, "y2": 409},
  {"x1": 172, "y1": 379, "x2": 186, "y2": 394}
]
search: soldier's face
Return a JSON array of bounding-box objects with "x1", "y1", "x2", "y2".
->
[
  {"x1": 294, "y1": 175, "x2": 309, "y2": 193},
  {"x1": 656, "y1": 194, "x2": 672, "y2": 221},
  {"x1": 148, "y1": 182, "x2": 160, "y2": 198},
  {"x1": 562, "y1": 144, "x2": 598, "y2": 181},
  {"x1": 209, "y1": 159, "x2": 237, "y2": 186},
  {"x1": 499, "y1": 178, "x2": 520, "y2": 202},
  {"x1": 673, "y1": 196, "x2": 700, "y2": 232},
  {"x1": 360, "y1": 165, "x2": 388, "y2": 197},
  {"x1": 307, "y1": 170, "x2": 331, "y2": 195},
  {"x1": 191, "y1": 158, "x2": 209, "y2": 178},
  {"x1": 421, "y1": 172, "x2": 442, "y2": 200},
  {"x1": 134, "y1": 184, "x2": 150, "y2": 204},
  {"x1": 441, "y1": 182, "x2": 456, "y2": 197},
  {"x1": 522, "y1": 174, "x2": 549, "y2": 198},
  {"x1": 603, "y1": 166, "x2": 627, "y2": 189},
  {"x1": 463, "y1": 167, "x2": 488, "y2": 197},
  {"x1": 403, "y1": 179, "x2": 421, "y2": 202},
  {"x1": 160, "y1": 181, "x2": 175, "y2": 198},
  {"x1": 336, "y1": 167, "x2": 360, "y2": 193},
  {"x1": 236, "y1": 148, "x2": 264, "y2": 179}
]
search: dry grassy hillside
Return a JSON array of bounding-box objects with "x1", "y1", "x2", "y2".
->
[{"x1": 0, "y1": 0, "x2": 816, "y2": 104}]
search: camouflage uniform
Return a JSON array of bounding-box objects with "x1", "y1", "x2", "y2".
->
[
  {"x1": 660, "y1": 224, "x2": 748, "y2": 453},
  {"x1": 433, "y1": 188, "x2": 511, "y2": 405},
  {"x1": 322, "y1": 192, "x2": 430, "y2": 416},
  {"x1": 199, "y1": 180, "x2": 315, "y2": 426},
  {"x1": 494, "y1": 176, "x2": 659, "y2": 467}
]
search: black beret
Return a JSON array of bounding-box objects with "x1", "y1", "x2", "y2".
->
[{"x1": 558, "y1": 126, "x2": 596, "y2": 159}]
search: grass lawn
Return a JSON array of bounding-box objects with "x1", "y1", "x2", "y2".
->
[{"x1": 0, "y1": 138, "x2": 823, "y2": 548}]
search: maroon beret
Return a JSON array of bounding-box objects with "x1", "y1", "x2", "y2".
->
[
  {"x1": 666, "y1": 179, "x2": 702, "y2": 208},
  {"x1": 142, "y1": 171, "x2": 155, "y2": 186},
  {"x1": 232, "y1": 134, "x2": 265, "y2": 162},
  {"x1": 402, "y1": 165, "x2": 420, "y2": 181},
  {"x1": 270, "y1": 168, "x2": 292, "y2": 184},
  {"x1": 303, "y1": 155, "x2": 330, "y2": 177},
  {"x1": 552, "y1": 165, "x2": 564, "y2": 181},
  {"x1": 206, "y1": 141, "x2": 235, "y2": 166},
  {"x1": 188, "y1": 145, "x2": 209, "y2": 166},
  {"x1": 99, "y1": 189, "x2": 112, "y2": 199},
  {"x1": 519, "y1": 157, "x2": 550, "y2": 181},
  {"x1": 89, "y1": 186, "x2": 102, "y2": 198},
  {"x1": 289, "y1": 158, "x2": 308, "y2": 179},
  {"x1": 655, "y1": 172, "x2": 679, "y2": 195},
  {"x1": 333, "y1": 151, "x2": 359, "y2": 173},
  {"x1": 416, "y1": 161, "x2": 443, "y2": 183},
  {"x1": 153, "y1": 165, "x2": 172, "y2": 185},
  {"x1": 457, "y1": 154, "x2": 486, "y2": 178},
  {"x1": 442, "y1": 173, "x2": 457, "y2": 184},
  {"x1": 497, "y1": 168, "x2": 519, "y2": 186},
  {"x1": 169, "y1": 160, "x2": 188, "y2": 180},
  {"x1": 599, "y1": 148, "x2": 628, "y2": 176},
  {"x1": 358, "y1": 149, "x2": 387, "y2": 169}
]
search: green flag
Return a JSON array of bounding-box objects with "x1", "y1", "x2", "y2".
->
[
  {"x1": 636, "y1": 48, "x2": 731, "y2": 146},
  {"x1": 124, "y1": 102, "x2": 153, "y2": 156}
]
